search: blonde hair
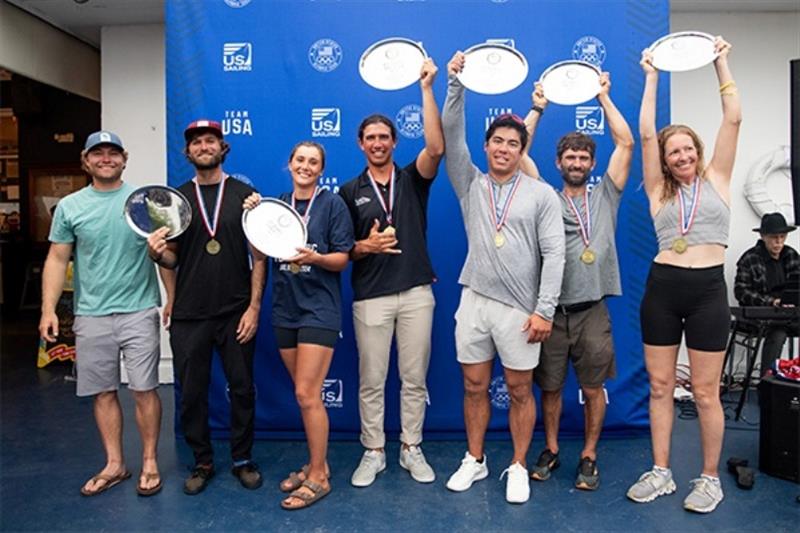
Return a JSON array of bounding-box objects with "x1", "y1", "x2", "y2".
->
[{"x1": 657, "y1": 124, "x2": 706, "y2": 202}]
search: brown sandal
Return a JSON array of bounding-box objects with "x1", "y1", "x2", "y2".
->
[
  {"x1": 279, "y1": 465, "x2": 309, "y2": 493},
  {"x1": 136, "y1": 471, "x2": 163, "y2": 497},
  {"x1": 80, "y1": 470, "x2": 131, "y2": 496},
  {"x1": 280, "y1": 480, "x2": 331, "y2": 510}
]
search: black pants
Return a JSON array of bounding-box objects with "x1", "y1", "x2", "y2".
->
[{"x1": 171, "y1": 312, "x2": 255, "y2": 466}]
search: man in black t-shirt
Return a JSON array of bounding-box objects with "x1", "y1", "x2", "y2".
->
[
  {"x1": 338, "y1": 59, "x2": 444, "y2": 487},
  {"x1": 146, "y1": 120, "x2": 266, "y2": 495}
]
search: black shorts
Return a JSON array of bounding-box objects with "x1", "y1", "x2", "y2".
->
[
  {"x1": 274, "y1": 326, "x2": 339, "y2": 349},
  {"x1": 640, "y1": 262, "x2": 730, "y2": 351}
]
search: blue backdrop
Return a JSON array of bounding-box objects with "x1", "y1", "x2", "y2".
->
[{"x1": 165, "y1": 0, "x2": 671, "y2": 439}]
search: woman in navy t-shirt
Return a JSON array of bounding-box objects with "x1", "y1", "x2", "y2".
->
[{"x1": 248, "y1": 141, "x2": 354, "y2": 509}]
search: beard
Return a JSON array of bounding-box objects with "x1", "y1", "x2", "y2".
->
[
  {"x1": 561, "y1": 167, "x2": 591, "y2": 188},
  {"x1": 189, "y1": 152, "x2": 223, "y2": 171}
]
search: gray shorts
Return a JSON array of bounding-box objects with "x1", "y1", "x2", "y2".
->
[
  {"x1": 536, "y1": 300, "x2": 616, "y2": 391},
  {"x1": 73, "y1": 307, "x2": 160, "y2": 397},
  {"x1": 455, "y1": 287, "x2": 541, "y2": 371}
]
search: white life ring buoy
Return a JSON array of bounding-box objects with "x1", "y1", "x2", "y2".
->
[{"x1": 743, "y1": 146, "x2": 793, "y2": 219}]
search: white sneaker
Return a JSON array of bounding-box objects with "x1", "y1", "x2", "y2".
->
[
  {"x1": 446, "y1": 452, "x2": 488, "y2": 492},
  {"x1": 627, "y1": 468, "x2": 677, "y2": 503},
  {"x1": 500, "y1": 462, "x2": 530, "y2": 504},
  {"x1": 683, "y1": 476, "x2": 724, "y2": 513},
  {"x1": 399, "y1": 445, "x2": 435, "y2": 483},
  {"x1": 350, "y1": 449, "x2": 386, "y2": 487}
]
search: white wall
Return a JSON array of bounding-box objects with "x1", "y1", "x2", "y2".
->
[
  {"x1": 0, "y1": 2, "x2": 100, "y2": 101},
  {"x1": 101, "y1": 24, "x2": 172, "y2": 382},
  {"x1": 671, "y1": 10, "x2": 800, "y2": 364}
]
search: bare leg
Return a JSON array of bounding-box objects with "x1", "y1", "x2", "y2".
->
[
  {"x1": 83, "y1": 391, "x2": 126, "y2": 492},
  {"x1": 580, "y1": 385, "x2": 606, "y2": 460},
  {"x1": 282, "y1": 343, "x2": 334, "y2": 508},
  {"x1": 540, "y1": 389, "x2": 562, "y2": 454},
  {"x1": 462, "y1": 361, "x2": 493, "y2": 459},
  {"x1": 133, "y1": 389, "x2": 162, "y2": 490},
  {"x1": 505, "y1": 368, "x2": 535, "y2": 466},
  {"x1": 644, "y1": 344, "x2": 680, "y2": 468},
  {"x1": 688, "y1": 349, "x2": 725, "y2": 477}
]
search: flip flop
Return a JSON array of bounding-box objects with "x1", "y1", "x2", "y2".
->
[
  {"x1": 136, "y1": 471, "x2": 163, "y2": 497},
  {"x1": 735, "y1": 466, "x2": 755, "y2": 490},
  {"x1": 279, "y1": 465, "x2": 310, "y2": 493},
  {"x1": 80, "y1": 470, "x2": 132, "y2": 496},
  {"x1": 280, "y1": 480, "x2": 331, "y2": 510}
]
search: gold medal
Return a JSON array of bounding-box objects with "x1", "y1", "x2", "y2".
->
[
  {"x1": 383, "y1": 225, "x2": 396, "y2": 236},
  {"x1": 580, "y1": 248, "x2": 596, "y2": 264},
  {"x1": 672, "y1": 237, "x2": 688, "y2": 254},
  {"x1": 494, "y1": 232, "x2": 505, "y2": 248},
  {"x1": 205, "y1": 238, "x2": 221, "y2": 255},
  {"x1": 289, "y1": 263, "x2": 301, "y2": 274}
]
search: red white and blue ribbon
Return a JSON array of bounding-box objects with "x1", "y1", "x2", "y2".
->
[
  {"x1": 564, "y1": 188, "x2": 592, "y2": 248},
  {"x1": 367, "y1": 168, "x2": 395, "y2": 224},
  {"x1": 291, "y1": 185, "x2": 320, "y2": 225},
  {"x1": 486, "y1": 172, "x2": 522, "y2": 232},
  {"x1": 193, "y1": 175, "x2": 227, "y2": 238},
  {"x1": 677, "y1": 178, "x2": 701, "y2": 236}
]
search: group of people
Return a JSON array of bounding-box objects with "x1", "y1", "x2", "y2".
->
[{"x1": 40, "y1": 37, "x2": 762, "y2": 513}]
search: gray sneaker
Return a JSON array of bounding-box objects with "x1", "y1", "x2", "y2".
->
[
  {"x1": 351, "y1": 449, "x2": 386, "y2": 487},
  {"x1": 683, "y1": 477, "x2": 724, "y2": 513},
  {"x1": 399, "y1": 445, "x2": 435, "y2": 483},
  {"x1": 627, "y1": 468, "x2": 677, "y2": 503}
]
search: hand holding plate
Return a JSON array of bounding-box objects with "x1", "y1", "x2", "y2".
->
[
  {"x1": 147, "y1": 226, "x2": 170, "y2": 261},
  {"x1": 242, "y1": 192, "x2": 261, "y2": 211},
  {"x1": 532, "y1": 81, "x2": 548, "y2": 110},
  {"x1": 598, "y1": 72, "x2": 611, "y2": 97},
  {"x1": 714, "y1": 36, "x2": 732, "y2": 61},
  {"x1": 420, "y1": 58, "x2": 438, "y2": 88},
  {"x1": 286, "y1": 246, "x2": 318, "y2": 266},
  {"x1": 448, "y1": 52, "x2": 466, "y2": 76},
  {"x1": 640, "y1": 49, "x2": 657, "y2": 74}
]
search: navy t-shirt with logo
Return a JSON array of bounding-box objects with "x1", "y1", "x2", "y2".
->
[
  {"x1": 271, "y1": 187, "x2": 354, "y2": 332},
  {"x1": 338, "y1": 161, "x2": 436, "y2": 301}
]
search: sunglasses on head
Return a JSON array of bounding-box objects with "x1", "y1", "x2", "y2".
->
[{"x1": 494, "y1": 113, "x2": 525, "y2": 126}]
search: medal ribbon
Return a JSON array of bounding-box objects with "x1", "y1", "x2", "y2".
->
[
  {"x1": 564, "y1": 188, "x2": 592, "y2": 248},
  {"x1": 677, "y1": 178, "x2": 701, "y2": 236},
  {"x1": 367, "y1": 167, "x2": 395, "y2": 224},
  {"x1": 486, "y1": 172, "x2": 522, "y2": 232},
  {"x1": 193, "y1": 175, "x2": 227, "y2": 238},
  {"x1": 291, "y1": 186, "x2": 320, "y2": 225}
]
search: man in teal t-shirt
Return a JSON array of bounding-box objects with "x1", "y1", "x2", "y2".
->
[{"x1": 39, "y1": 131, "x2": 164, "y2": 497}]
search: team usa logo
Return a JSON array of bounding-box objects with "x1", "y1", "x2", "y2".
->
[
  {"x1": 396, "y1": 104, "x2": 423, "y2": 139},
  {"x1": 485, "y1": 107, "x2": 513, "y2": 132},
  {"x1": 318, "y1": 175, "x2": 340, "y2": 194},
  {"x1": 489, "y1": 375, "x2": 510, "y2": 410},
  {"x1": 321, "y1": 379, "x2": 344, "y2": 408},
  {"x1": 223, "y1": 0, "x2": 251, "y2": 7},
  {"x1": 223, "y1": 42, "x2": 252, "y2": 72},
  {"x1": 222, "y1": 110, "x2": 253, "y2": 136},
  {"x1": 586, "y1": 174, "x2": 603, "y2": 194},
  {"x1": 575, "y1": 106, "x2": 605, "y2": 136},
  {"x1": 311, "y1": 108, "x2": 341, "y2": 138},
  {"x1": 308, "y1": 38, "x2": 343, "y2": 73},
  {"x1": 572, "y1": 36, "x2": 606, "y2": 67}
]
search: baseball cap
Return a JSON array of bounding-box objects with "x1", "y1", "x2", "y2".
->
[
  {"x1": 84, "y1": 130, "x2": 124, "y2": 152},
  {"x1": 184, "y1": 119, "x2": 224, "y2": 141}
]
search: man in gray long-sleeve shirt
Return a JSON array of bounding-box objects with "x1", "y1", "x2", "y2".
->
[{"x1": 441, "y1": 52, "x2": 565, "y2": 504}]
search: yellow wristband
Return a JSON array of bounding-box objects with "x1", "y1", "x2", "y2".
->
[{"x1": 719, "y1": 80, "x2": 736, "y2": 93}]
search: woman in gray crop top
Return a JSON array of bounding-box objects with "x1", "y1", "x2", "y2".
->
[{"x1": 627, "y1": 37, "x2": 741, "y2": 514}]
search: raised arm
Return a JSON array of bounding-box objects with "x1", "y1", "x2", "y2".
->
[
  {"x1": 416, "y1": 58, "x2": 445, "y2": 179},
  {"x1": 39, "y1": 242, "x2": 73, "y2": 342},
  {"x1": 705, "y1": 37, "x2": 742, "y2": 190},
  {"x1": 639, "y1": 50, "x2": 664, "y2": 201},
  {"x1": 520, "y1": 82, "x2": 546, "y2": 180},
  {"x1": 597, "y1": 72, "x2": 634, "y2": 190},
  {"x1": 442, "y1": 51, "x2": 481, "y2": 199}
]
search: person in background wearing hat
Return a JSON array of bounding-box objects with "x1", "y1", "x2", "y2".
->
[
  {"x1": 734, "y1": 212, "x2": 800, "y2": 374},
  {"x1": 40, "y1": 131, "x2": 164, "y2": 497},
  {"x1": 146, "y1": 120, "x2": 266, "y2": 495}
]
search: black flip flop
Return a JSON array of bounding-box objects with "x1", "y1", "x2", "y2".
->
[{"x1": 735, "y1": 466, "x2": 755, "y2": 490}]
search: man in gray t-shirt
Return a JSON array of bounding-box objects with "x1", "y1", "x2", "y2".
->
[
  {"x1": 521, "y1": 74, "x2": 634, "y2": 491},
  {"x1": 441, "y1": 52, "x2": 565, "y2": 505}
]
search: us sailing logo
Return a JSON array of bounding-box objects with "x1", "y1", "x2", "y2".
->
[
  {"x1": 575, "y1": 106, "x2": 605, "y2": 135},
  {"x1": 223, "y1": 42, "x2": 252, "y2": 72},
  {"x1": 311, "y1": 108, "x2": 341, "y2": 138},
  {"x1": 321, "y1": 379, "x2": 344, "y2": 408}
]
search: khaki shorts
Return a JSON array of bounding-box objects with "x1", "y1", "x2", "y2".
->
[
  {"x1": 73, "y1": 307, "x2": 160, "y2": 397},
  {"x1": 455, "y1": 287, "x2": 540, "y2": 371},
  {"x1": 536, "y1": 300, "x2": 616, "y2": 391}
]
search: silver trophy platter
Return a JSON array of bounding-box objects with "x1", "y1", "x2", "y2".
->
[
  {"x1": 457, "y1": 43, "x2": 529, "y2": 95},
  {"x1": 242, "y1": 198, "x2": 307, "y2": 260},
  {"x1": 539, "y1": 60, "x2": 602, "y2": 106},
  {"x1": 359, "y1": 37, "x2": 427, "y2": 91},
  {"x1": 648, "y1": 31, "x2": 717, "y2": 72},
  {"x1": 124, "y1": 185, "x2": 192, "y2": 239}
]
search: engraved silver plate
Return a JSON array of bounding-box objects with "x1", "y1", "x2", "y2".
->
[
  {"x1": 124, "y1": 185, "x2": 192, "y2": 240},
  {"x1": 539, "y1": 60, "x2": 602, "y2": 106},
  {"x1": 457, "y1": 43, "x2": 529, "y2": 95},
  {"x1": 241, "y1": 198, "x2": 307, "y2": 260},
  {"x1": 359, "y1": 37, "x2": 427, "y2": 91},
  {"x1": 649, "y1": 31, "x2": 717, "y2": 73}
]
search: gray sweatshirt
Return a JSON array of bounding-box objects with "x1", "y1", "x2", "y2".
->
[{"x1": 442, "y1": 75, "x2": 565, "y2": 319}]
